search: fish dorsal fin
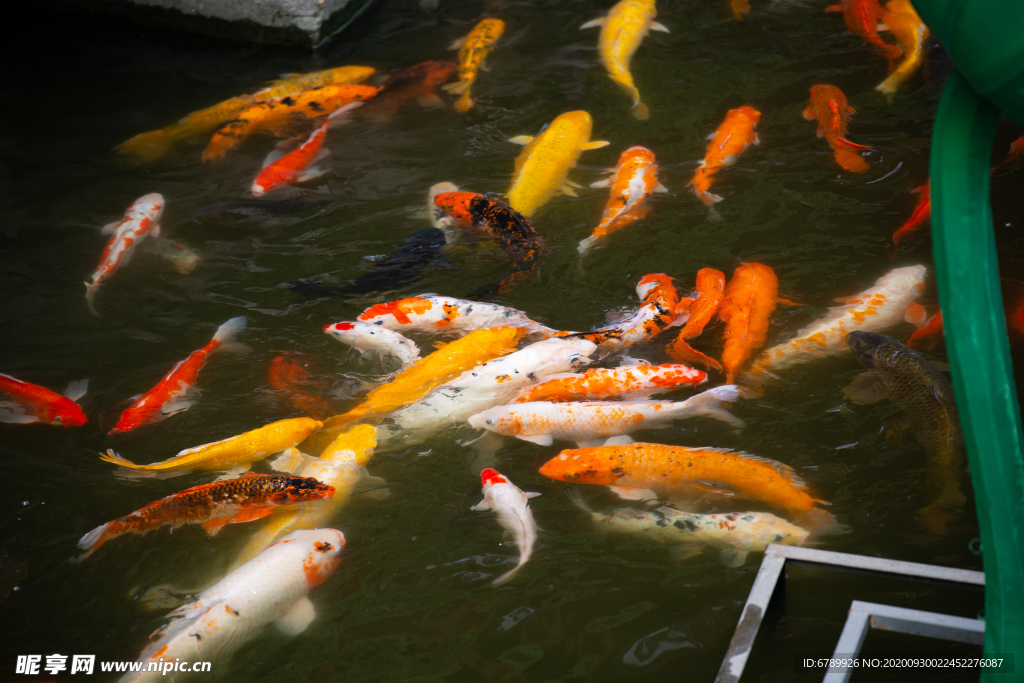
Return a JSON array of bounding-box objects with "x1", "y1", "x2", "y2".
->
[
  {"x1": 63, "y1": 379, "x2": 89, "y2": 401},
  {"x1": 275, "y1": 596, "x2": 316, "y2": 636},
  {"x1": 694, "y1": 446, "x2": 811, "y2": 491},
  {"x1": 448, "y1": 37, "x2": 465, "y2": 50},
  {"x1": 580, "y1": 17, "x2": 605, "y2": 29},
  {"x1": 650, "y1": 21, "x2": 670, "y2": 33}
]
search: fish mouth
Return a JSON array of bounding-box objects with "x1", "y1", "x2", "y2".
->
[{"x1": 845, "y1": 330, "x2": 885, "y2": 366}]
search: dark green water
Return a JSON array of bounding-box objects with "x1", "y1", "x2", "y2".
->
[{"x1": 4, "y1": 0, "x2": 1022, "y2": 680}]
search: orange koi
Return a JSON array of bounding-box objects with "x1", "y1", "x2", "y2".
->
[
  {"x1": 511, "y1": 363, "x2": 706, "y2": 403},
  {"x1": 251, "y1": 119, "x2": 332, "y2": 196},
  {"x1": 730, "y1": 0, "x2": 751, "y2": 19},
  {"x1": 109, "y1": 316, "x2": 247, "y2": 434},
  {"x1": 666, "y1": 268, "x2": 726, "y2": 372},
  {"x1": 76, "y1": 473, "x2": 334, "y2": 559},
  {"x1": 360, "y1": 61, "x2": 458, "y2": 119},
  {"x1": 442, "y1": 18, "x2": 505, "y2": 113},
  {"x1": 268, "y1": 354, "x2": 333, "y2": 419},
  {"x1": 0, "y1": 374, "x2": 87, "y2": 426},
  {"x1": 690, "y1": 106, "x2": 761, "y2": 205},
  {"x1": 825, "y1": 0, "x2": 902, "y2": 67},
  {"x1": 904, "y1": 303, "x2": 943, "y2": 350},
  {"x1": 719, "y1": 263, "x2": 785, "y2": 384},
  {"x1": 203, "y1": 84, "x2": 378, "y2": 162},
  {"x1": 432, "y1": 191, "x2": 544, "y2": 293},
  {"x1": 891, "y1": 180, "x2": 931, "y2": 256},
  {"x1": 539, "y1": 442, "x2": 837, "y2": 528},
  {"x1": 579, "y1": 145, "x2": 666, "y2": 255},
  {"x1": 803, "y1": 84, "x2": 871, "y2": 173},
  {"x1": 993, "y1": 135, "x2": 1024, "y2": 170}
]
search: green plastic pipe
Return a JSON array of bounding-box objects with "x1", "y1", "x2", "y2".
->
[{"x1": 929, "y1": 68, "x2": 1024, "y2": 671}]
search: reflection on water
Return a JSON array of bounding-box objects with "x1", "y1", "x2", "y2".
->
[{"x1": 3, "y1": 0, "x2": 1015, "y2": 679}]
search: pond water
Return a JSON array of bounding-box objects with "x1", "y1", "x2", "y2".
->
[{"x1": 3, "y1": 0, "x2": 1021, "y2": 680}]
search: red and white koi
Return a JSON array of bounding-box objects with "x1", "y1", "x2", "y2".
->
[
  {"x1": 109, "y1": 316, "x2": 247, "y2": 434},
  {"x1": 0, "y1": 374, "x2": 87, "y2": 426},
  {"x1": 85, "y1": 193, "x2": 164, "y2": 315},
  {"x1": 357, "y1": 295, "x2": 553, "y2": 336},
  {"x1": 579, "y1": 146, "x2": 666, "y2": 255},
  {"x1": 511, "y1": 363, "x2": 705, "y2": 403},
  {"x1": 471, "y1": 468, "x2": 540, "y2": 585},
  {"x1": 324, "y1": 321, "x2": 421, "y2": 369}
]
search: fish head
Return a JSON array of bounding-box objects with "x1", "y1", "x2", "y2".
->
[
  {"x1": 553, "y1": 110, "x2": 593, "y2": 139},
  {"x1": 273, "y1": 528, "x2": 346, "y2": 589},
  {"x1": 467, "y1": 406, "x2": 518, "y2": 435},
  {"x1": 272, "y1": 476, "x2": 336, "y2": 504},
  {"x1": 727, "y1": 512, "x2": 811, "y2": 552},
  {"x1": 324, "y1": 321, "x2": 358, "y2": 340},
  {"x1": 731, "y1": 105, "x2": 762, "y2": 125},
  {"x1": 539, "y1": 449, "x2": 619, "y2": 485},
  {"x1": 845, "y1": 330, "x2": 894, "y2": 368},
  {"x1": 636, "y1": 273, "x2": 675, "y2": 300},
  {"x1": 480, "y1": 468, "x2": 508, "y2": 486},
  {"x1": 432, "y1": 192, "x2": 476, "y2": 226},
  {"x1": 47, "y1": 400, "x2": 87, "y2": 427},
  {"x1": 621, "y1": 146, "x2": 656, "y2": 165}
]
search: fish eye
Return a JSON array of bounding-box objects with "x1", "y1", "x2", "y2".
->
[
  {"x1": 566, "y1": 473, "x2": 578, "y2": 480},
  {"x1": 486, "y1": 418, "x2": 494, "y2": 425}
]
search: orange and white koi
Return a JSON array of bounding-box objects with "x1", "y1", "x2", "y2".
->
[
  {"x1": 568, "y1": 274, "x2": 686, "y2": 357},
  {"x1": 251, "y1": 118, "x2": 332, "y2": 196},
  {"x1": 666, "y1": 268, "x2": 726, "y2": 372},
  {"x1": 690, "y1": 106, "x2": 761, "y2": 205},
  {"x1": 85, "y1": 193, "x2": 164, "y2": 316},
  {"x1": 471, "y1": 468, "x2": 540, "y2": 585},
  {"x1": 0, "y1": 374, "x2": 87, "y2": 426},
  {"x1": 101, "y1": 416, "x2": 323, "y2": 475},
  {"x1": 324, "y1": 321, "x2": 421, "y2": 369},
  {"x1": 119, "y1": 529, "x2": 344, "y2": 682},
  {"x1": 904, "y1": 302, "x2": 943, "y2": 350},
  {"x1": 826, "y1": 0, "x2": 902, "y2": 67},
  {"x1": 468, "y1": 385, "x2": 742, "y2": 447},
  {"x1": 719, "y1": 263, "x2": 790, "y2": 384},
  {"x1": 76, "y1": 473, "x2": 334, "y2": 559},
  {"x1": 268, "y1": 354, "x2": 333, "y2": 419},
  {"x1": 567, "y1": 490, "x2": 809, "y2": 567},
  {"x1": 109, "y1": 316, "x2": 247, "y2": 433},
  {"x1": 744, "y1": 265, "x2": 927, "y2": 385},
  {"x1": 803, "y1": 84, "x2": 871, "y2": 173},
  {"x1": 541, "y1": 442, "x2": 837, "y2": 529},
  {"x1": 511, "y1": 363, "x2": 705, "y2": 403},
  {"x1": 580, "y1": 0, "x2": 669, "y2": 120},
  {"x1": 506, "y1": 110, "x2": 610, "y2": 218},
  {"x1": 579, "y1": 146, "x2": 666, "y2": 255},
  {"x1": 357, "y1": 295, "x2": 550, "y2": 336},
  {"x1": 891, "y1": 180, "x2": 931, "y2": 256},
  {"x1": 875, "y1": 0, "x2": 929, "y2": 98},
  {"x1": 442, "y1": 18, "x2": 505, "y2": 113}
]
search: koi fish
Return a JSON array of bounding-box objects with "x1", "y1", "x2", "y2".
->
[
  {"x1": 251, "y1": 119, "x2": 331, "y2": 196},
  {"x1": 119, "y1": 529, "x2": 344, "y2": 682},
  {"x1": 114, "y1": 65, "x2": 375, "y2": 166},
  {"x1": 568, "y1": 273, "x2": 686, "y2": 356},
  {"x1": 506, "y1": 110, "x2": 610, "y2": 218},
  {"x1": 875, "y1": 0, "x2": 930, "y2": 98},
  {"x1": 690, "y1": 106, "x2": 761, "y2": 205},
  {"x1": 85, "y1": 193, "x2": 164, "y2": 316},
  {"x1": 357, "y1": 295, "x2": 551, "y2": 336},
  {"x1": 194, "y1": 194, "x2": 344, "y2": 226},
  {"x1": 231, "y1": 426, "x2": 378, "y2": 569},
  {"x1": 471, "y1": 469, "x2": 540, "y2": 585},
  {"x1": 359, "y1": 60, "x2": 458, "y2": 119},
  {"x1": 825, "y1": 0, "x2": 902, "y2": 67},
  {"x1": 541, "y1": 442, "x2": 836, "y2": 529},
  {"x1": 324, "y1": 321, "x2": 422, "y2": 369},
  {"x1": 0, "y1": 374, "x2": 87, "y2": 426},
  {"x1": 904, "y1": 302, "x2": 943, "y2": 350},
  {"x1": 511, "y1": 363, "x2": 705, "y2": 403},
  {"x1": 743, "y1": 265, "x2": 926, "y2": 386},
  {"x1": 845, "y1": 331, "x2": 965, "y2": 535},
  {"x1": 719, "y1": 263, "x2": 788, "y2": 384},
  {"x1": 442, "y1": 18, "x2": 505, "y2": 112},
  {"x1": 76, "y1": 473, "x2": 334, "y2": 559},
  {"x1": 268, "y1": 354, "x2": 333, "y2": 419},
  {"x1": 109, "y1": 316, "x2": 248, "y2": 433},
  {"x1": 579, "y1": 146, "x2": 667, "y2": 255},
  {"x1": 468, "y1": 385, "x2": 743, "y2": 447},
  {"x1": 203, "y1": 84, "x2": 377, "y2": 162},
  {"x1": 379, "y1": 337, "x2": 597, "y2": 446},
  {"x1": 432, "y1": 191, "x2": 544, "y2": 293},
  {"x1": 580, "y1": 0, "x2": 669, "y2": 120},
  {"x1": 994, "y1": 136, "x2": 1024, "y2": 170},
  {"x1": 803, "y1": 84, "x2": 871, "y2": 173},
  {"x1": 100, "y1": 416, "x2": 323, "y2": 475},
  {"x1": 567, "y1": 490, "x2": 809, "y2": 567},
  {"x1": 891, "y1": 181, "x2": 931, "y2": 256},
  {"x1": 666, "y1": 268, "x2": 726, "y2": 372},
  {"x1": 730, "y1": 0, "x2": 751, "y2": 19}
]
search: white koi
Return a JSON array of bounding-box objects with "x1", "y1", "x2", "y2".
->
[
  {"x1": 324, "y1": 321, "x2": 421, "y2": 369},
  {"x1": 471, "y1": 468, "x2": 540, "y2": 585}
]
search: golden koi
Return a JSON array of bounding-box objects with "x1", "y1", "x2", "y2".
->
[
  {"x1": 442, "y1": 18, "x2": 505, "y2": 113},
  {"x1": 579, "y1": 146, "x2": 666, "y2": 255},
  {"x1": 875, "y1": 0, "x2": 930, "y2": 98}
]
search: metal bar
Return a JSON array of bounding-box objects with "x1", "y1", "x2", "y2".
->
[
  {"x1": 862, "y1": 601, "x2": 986, "y2": 645},
  {"x1": 776, "y1": 545, "x2": 985, "y2": 587},
  {"x1": 822, "y1": 608, "x2": 871, "y2": 683}
]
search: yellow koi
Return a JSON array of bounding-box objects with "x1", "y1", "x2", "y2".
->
[
  {"x1": 113, "y1": 66, "x2": 375, "y2": 167},
  {"x1": 506, "y1": 111, "x2": 610, "y2": 218},
  {"x1": 874, "y1": 0, "x2": 930, "y2": 99},
  {"x1": 442, "y1": 18, "x2": 505, "y2": 113},
  {"x1": 99, "y1": 417, "x2": 323, "y2": 475},
  {"x1": 580, "y1": 0, "x2": 669, "y2": 120}
]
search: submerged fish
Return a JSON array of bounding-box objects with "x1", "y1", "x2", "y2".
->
[
  {"x1": 568, "y1": 490, "x2": 809, "y2": 567},
  {"x1": 666, "y1": 268, "x2": 726, "y2": 372},
  {"x1": 579, "y1": 145, "x2": 667, "y2": 255},
  {"x1": 541, "y1": 442, "x2": 836, "y2": 529},
  {"x1": 324, "y1": 321, "x2": 422, "y2": 369},
  {"x1": 468, "y1": 385, "x2": 743, "y2": 447},
  {"x1": 506, "y1": 111, "x2": 610, "y2": 218},
  {"x1": 845, "y1": 331, "x2": 965, "y2": 535},
  {"x1": 119, "y1": 528, "x2": 344, "y2": 682},
  {"x1": 511, "y1": 362, "x2": 705, "y2": 403},
  {"x1": 904, "y1": 303, "x2": 943, "y2": 350},
  {"x1": 357, "y1": 295, "x2": 549, "y2": 336},
  {"x1": 891, "y1": 181, "x2": 931, "y2": 256},
  {"x1": 803, "y1": 84, "x2": 872, "y2": 173},
  {"x1": 109, "y1": 316, "x2": 248, "y2": 434},
  {"x1": 826, "y1": 0, "x2": 902, "y2": 67},
  {"x1": 580, "y1": 0, "x2": 669, "y2": 120},
  {"x1": 77, "y1": 473, "x2": 334, "y2": 559},
  {"x1": 0, "y1": 374, "x2": 87, "y2": 426},
  {"x1": 442, "y1": 18, "x2": 505, "y2": 112},
  {"x1": 730, "y1": 0, "x2": 752, "y2": 19},
  {"x1": 101, "y1": 417, "x2": 323, "y2": 475},
  {"x1": 690, "y1": 106, "x2": 761, "y2": 205},
  {"x1": 472, "y1": 468, "x2": 540, "y2": 585},
  {"x1": 268, "y1": 354, "x2": 333, "y2": 419},
  {"x1": 360, "y1": 60, "x2": 458, "y2": 119},
  {"x1": 875, "y1": 0, "x2": 930, "y2": 98},
  {"x1": 718, "y1": 263, "x2": 788, "y2": 384},
  {"x1": 432, "y1": 191, "x2": 543, "y2": 293}
]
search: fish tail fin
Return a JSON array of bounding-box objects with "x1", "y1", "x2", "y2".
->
[
  {"x1": 683, "y1": 385, "x2": 744, "y2": 429},
  {"x1": 797, "y1": 507, "x2": 848, "y2": 537},
  {"x1": 665, "y1": 338, "x2": 723, "y2": 373},
  {"x1": 632, "y1": 101, "x2": 650, "y2": 121},
  {"x1": 453, "y1": 91, "x2": 473, "y2": 113},
  {"x1": 695, "y1": 188, "x2": 723, "y2": 205},
  {"x1": 84, "y1": 282, "x2": 100, "y2": 317},
  {"x1": 441, "y1": 79, "x2": 470, "y2": 96},
  {"x1": 833, "y1": 143, "x2": 870, "y2": 173},
  {"x1": 577, "y1": 235, "x2": 599, "y2": 256},
  {"x1": 99, "y1": 448, "x2": 146, "y2": 470},
  {"x1": 113, "y1": 129, "x2": 175, "y2": 168},
  {"x1": 492, "y1": 559, "x2": 526, "y2": 586},
  {"x1": 75, "y1": 521, "x2": 115, "y2": 560},
  {"x1": 212, "y1": 315, "x2": 248, "y2": 351}
]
